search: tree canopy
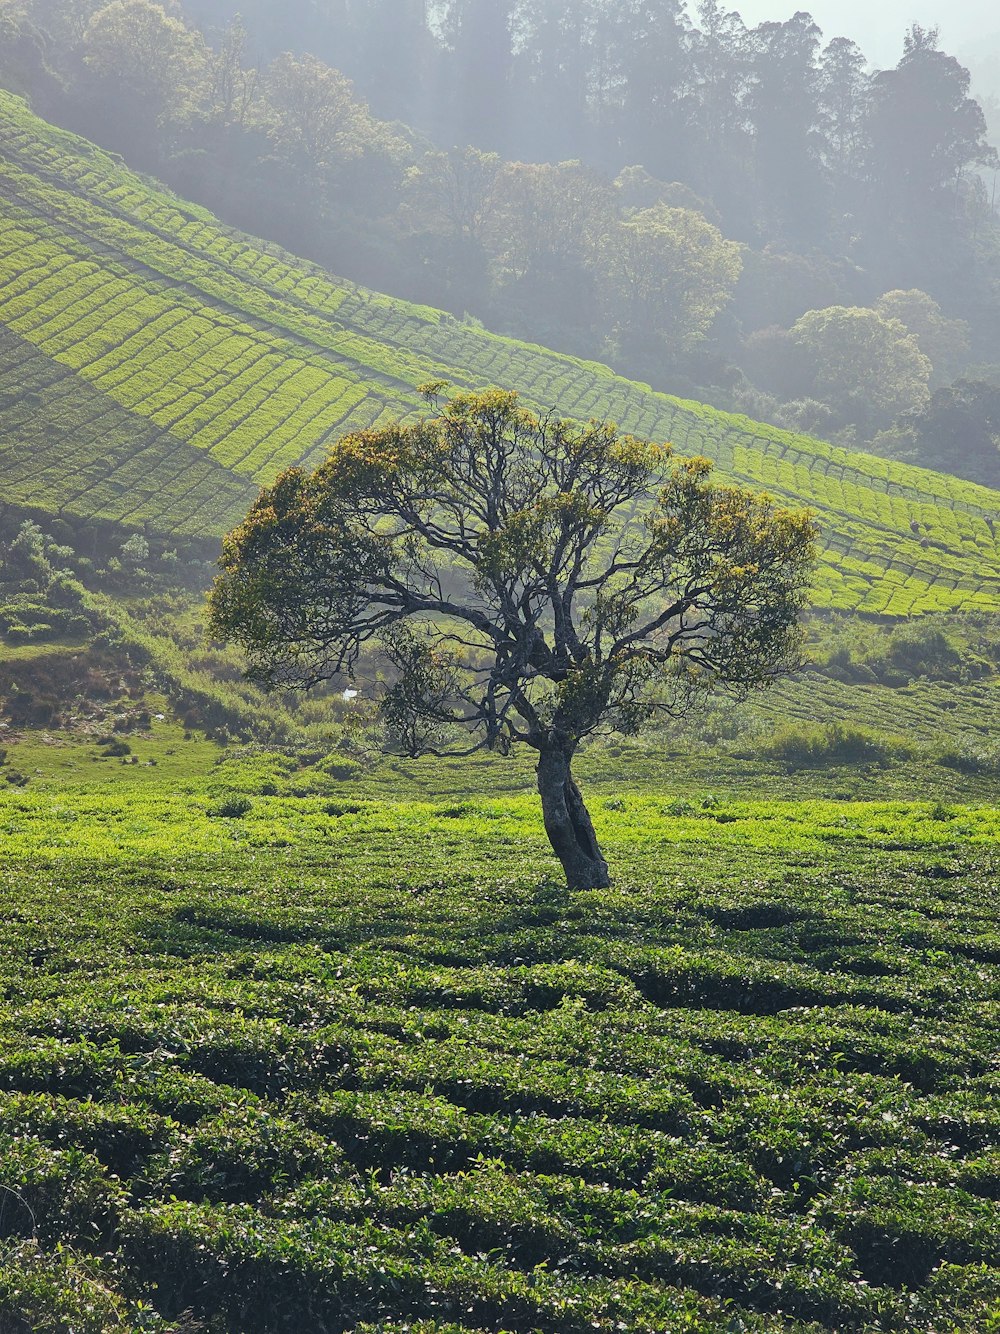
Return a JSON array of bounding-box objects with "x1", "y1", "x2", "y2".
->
[
  {"x1": 790, "y1": 305, "x2": 933, "y2": 432},
  {"x1": 598, "y1": 204, "x2": 743, "y2": 363},
  {"x1": 874, "y1": 289, "x2": 971, "y2": 389},
  {"x1": 210, "y1": 388, "x2": 816, "y2": 888},
  {"x1": 82, "y1": 0, "x2": 209, "y2": 123},
  {"x1": 879, "y1": 379, "x2": 1000, "y2": 489},
  {"x1": 867, "y1": 29, "x2": 997, "y2": 210}
]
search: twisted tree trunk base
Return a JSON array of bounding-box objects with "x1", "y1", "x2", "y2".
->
[{"x1": 536, "y1": 745, "x2": 610, "y2": 890}]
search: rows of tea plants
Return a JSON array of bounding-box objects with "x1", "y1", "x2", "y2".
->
[
  {"x1": 0, "y1": 782, "x2": 997, "y2": 1331},
  {"x1": 0, "y1": 325, "x2": 258, "y2": 534},
  {"x1": 2, "y1": 89, "x2": 1000, "y2": 611},
  {"x1": 759, "y1": 674, "x2": 996, "y2": 751},
  {"x1": 0, "y1": 193, "x2": 417, "y2": 483}
]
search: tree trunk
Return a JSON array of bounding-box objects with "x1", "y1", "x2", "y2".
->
[{"x1": 536, "y1": 745, "x2": 610, "y2": 889}]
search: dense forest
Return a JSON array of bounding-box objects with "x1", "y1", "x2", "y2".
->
[{"x1": 3, "y1": 0, "x2": 1000, "y2": 484}]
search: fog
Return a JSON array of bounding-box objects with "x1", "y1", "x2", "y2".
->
[{"x1": 731, "y1": 0, "x2": 1000, "y2": 69}]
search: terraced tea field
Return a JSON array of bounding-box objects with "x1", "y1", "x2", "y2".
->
[
  {"x1": 0, "y1": 776, "x2": 997, "y2": 1333},
  {"x1": 2, "y1": 90, "x2": 1000, "y2": 612}
]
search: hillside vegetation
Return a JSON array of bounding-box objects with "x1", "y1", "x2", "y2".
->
[{"x1": 2, "y1": 90, "x2": 1000, "y2": 616}]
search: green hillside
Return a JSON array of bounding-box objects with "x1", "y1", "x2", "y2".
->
[{"x1": 2, "y1": 90, "x2": 1000, "y2": 615}]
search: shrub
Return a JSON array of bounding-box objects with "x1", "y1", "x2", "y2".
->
[
  {"x1": 872, "y1": 623, "x2": 972, "y2": 684},
  {"x1": 935, "y1": 744, "x2": 1000, "y2": 776},
  {"x1": 315, "y1": 755, "x2": 363, "y2": 782},
  {"x1": 210, "y1": 752, "x2": 297, "y2": 795},
  {"x1": 324, "y1": 800, "x2": 365, "y2": 817},
  {"x1": 47, "y1": 578, "x2": 86, "y2": 611},
  {"x1": 0, "y1": 1240, "x2": 159, "y2": 1333},
  {"x1": 209, "y1": 796, "x2": 253, "y2": 819},
  {"x1": 756, "y1": 722, "x2": 910, "y2": 768},
  {"x1": 663, "y1": 799, "x2": 695, "y2": 816},
  {"x1": 120, "y1": 534, "x2": 150, "y2": 567}
]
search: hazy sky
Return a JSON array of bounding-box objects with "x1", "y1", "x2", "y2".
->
[{"x1": 730, "y1": 0, "x2": 1000, "y2": 69}]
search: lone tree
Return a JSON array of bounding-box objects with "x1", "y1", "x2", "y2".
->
[{"x1": 209, "y1": 388, "x2": 816, "y2": 889}]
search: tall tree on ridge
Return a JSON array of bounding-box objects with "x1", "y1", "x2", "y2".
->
[
  {"x1": 746, "y1": 12, "x2": 826, "y2": 244},
  {"x1": 819, "y1": 34, "x2": 869, "y2": 181},
  {"x1": 508, "y1": 0, "x2": 596, "y2": 161},
  {"x1": 867, "y1": 25, "x2": 996, "y2": 214},
  {"x1": 353, "y1": 0, "x2": 431, "y2": 126},
  {"x1": 593, "y1": 0, "x2": 693, "y2": 179},
  {"x1": 442, "y1": 0, "x2": 515, "y2": 153},
  {"x1": 688, "y1": 1, "x2": 754, "y2": 235}
]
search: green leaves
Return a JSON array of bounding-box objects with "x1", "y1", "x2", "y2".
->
[
  {"x1": 210, "y1": 464, "x2": 397, "y2": 689},
  {"x1": 378, "y1": 624, "x2": 465, "y2": 757},
  {"x1": 0, "y1": 787, "x2": 999, "y2": 1329},
  {"x1": 213, "y1": 385, "x2": 816, "y2": 783},
  {"x1": 598, "y1": 203, "x2": 744, "y2": 356}
]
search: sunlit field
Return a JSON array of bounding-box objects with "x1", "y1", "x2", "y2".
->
[{"x1": 0, "y1": 760, "x2": 997, "y2": 1332}]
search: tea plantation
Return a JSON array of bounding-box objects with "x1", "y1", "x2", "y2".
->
[
  {"x1": 2, "y1": 89, "x2": 1000, "y2": 615},
  {"x1": 3, "y1": 82, "x2": 1000, "y2": 1334},
  {"x1": 0, "y1": 760, "x2": 997, "y2": 1333}
]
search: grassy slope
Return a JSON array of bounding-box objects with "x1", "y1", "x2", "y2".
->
[{"x1": 2, "y1": 91, "x2": 1000, "y2": 614}]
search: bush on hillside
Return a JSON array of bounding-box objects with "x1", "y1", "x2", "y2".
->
[
  {"x1": 314, "y1": 753, "x2": 363, "y2": 782},
  {"x1": 820, "y1": 621, "x2": 989, "y2": 688},
  {"x1": 100, "y1": 738, "x2": 132, "y2": 758},
  {"x1": 934, "y1": 742, "x2": 1000, "y2": 776},
  {"x1": 753, "y1": 722, "x2": 911, "y2": 769},
  {"x1": 209, "y1": 796, "x2": 253, "y2": 819},
  {"x1": 874, "y1": 623, "x2": 974, "y2": 684}
]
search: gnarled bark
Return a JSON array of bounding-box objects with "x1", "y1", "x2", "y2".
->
[{"x1": 536, "y1": 745, "x2": 610, "y2": 889}]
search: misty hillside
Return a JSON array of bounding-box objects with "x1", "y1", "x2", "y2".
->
[
  {"x1": 6, "y1": 0, "x2": 1000, "y2": 496},
  {"x1": 2, "y1": 91, "x2": 1000, "y2": 617}
]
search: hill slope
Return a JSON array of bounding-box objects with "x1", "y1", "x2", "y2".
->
[{"x1": 1, "y1": 90, "x2": 1000, "y2": 615}]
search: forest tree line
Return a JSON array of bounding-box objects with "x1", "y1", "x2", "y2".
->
[{"x1": 2, "y1": 0, "x2": 1000, "y2": 484}]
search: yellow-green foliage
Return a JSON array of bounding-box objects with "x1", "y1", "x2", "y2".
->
[
  {"x1": 0, "y1": 779, "x2": 998, "y2": 1330},
  {"x1": 1, "y1": 90, "x2": 1000, "y2": 612}
]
